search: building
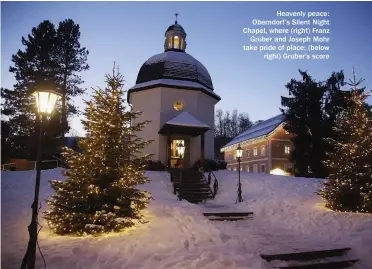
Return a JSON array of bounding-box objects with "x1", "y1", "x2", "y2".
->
[
  {"x1": 128, "y1": 19, "x2": 221, "y2": 169},
  {"x1": 220, "y1": 114, "x2": 294, "y2": 175}
]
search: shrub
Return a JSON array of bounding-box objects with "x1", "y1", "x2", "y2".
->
[
  {"x1": 145, "y1": 160, "x2": 166, "y2": 171},
  {"x1": 193, "y1": 158, "x2": 222, "y2": 171}
]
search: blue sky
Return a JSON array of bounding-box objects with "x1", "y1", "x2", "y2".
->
[{"x1": 2, "y1": 1, "x2": 372, "y2": 135}]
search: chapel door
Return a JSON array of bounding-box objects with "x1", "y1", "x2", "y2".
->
[{"x1": 170, "y1": 138, "x2": 190, "y2": 169}]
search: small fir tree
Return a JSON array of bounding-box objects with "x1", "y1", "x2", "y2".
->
[
  {"x1": 44, "y1": 68, "x2": 152, "y2": 235},
  {"x1": 319, "y1": 86, "x2": 372, "y2": 213}
]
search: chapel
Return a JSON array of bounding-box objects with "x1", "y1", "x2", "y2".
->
[{"x1": 127, "y1": 17, "x2": 221, "y2": 168}]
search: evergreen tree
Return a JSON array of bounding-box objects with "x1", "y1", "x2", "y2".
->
[
  {"x1": 281, "y1": 70, "x2": 347, "y2": 178},
  {"x1": 55, "y1": 19, "x2": 89, "y2": 140},
  {"x1": 44, "y1": 68, "x2": 152, "y2": 235},
  {"x1": 3, "y1": 19, "x2": 88, "y2": 159},
  {"x1": 281, "y1": 70, "x2": 323, "y2": 177},
  {"x1": 319, "y1": 87, "x2": 372, "y2": 213}
]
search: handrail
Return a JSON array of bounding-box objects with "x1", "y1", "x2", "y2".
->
[
  {"x1": 1, "y1": 163, "x2": 16, "y2": 171},
  {"x1": 1, "y1": 160, "x2": 60, "y2": 171},
  {"x1": 203, "y1": 161, "x2": 219, "y2": 198}
]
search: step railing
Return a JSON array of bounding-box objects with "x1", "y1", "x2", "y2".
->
[{"x1": 203, "y1": 162, "x2": 219, "y2": 199}]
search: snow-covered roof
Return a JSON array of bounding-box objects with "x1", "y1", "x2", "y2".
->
[
  {"x1": 129, "y1": 78, "x2": 221, "y2": 100},
  {"x1": 221, "y1": 114, "x2": 285, "y2": 150},
  {"x1": 165, "y1": 111, "x2": 211, "y2": 129},
  {"x1": 139, "y1": 51, "x2": 212, "y2": 89}
]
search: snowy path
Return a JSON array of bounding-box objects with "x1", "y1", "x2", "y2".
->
[{"x1": 2, "y1": 169, "x2": 372, "y2": 269}]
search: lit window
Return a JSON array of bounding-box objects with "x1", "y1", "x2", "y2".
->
[
  {"x1": 168, "y1": 37, "x2": 172, "y2": 48},
  {"x1": 285, "y1": 130, "x2": 289, "y2": 134},
  {"x1": 261, "y1": 145, "x2": 266, "y2": 156},
  {"x1": 246, "y1": 165, "x2": 250, "y2": 172},
  {"x1": 253, "y1": 147, "x2": 258, "y2": 156},
  {"x1": 285, "y1": 145, "x2": 291, "y2": 154},
  {"x1": 233, "y1": 167, "x2": 237, "y2": 171},
  {"x1": 174, "y1": 36, "x2": 179, "y2": 49},
  {"x1": 253, "y1": 164, "x2": 258, "y2": 173},
  {"x1": 246, "y1": 149, "x2": 250, "y2": 158}
]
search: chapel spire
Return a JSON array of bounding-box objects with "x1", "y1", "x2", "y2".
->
[{"x1": 164, "y1": 14, "x2": 187, "y2": 52}]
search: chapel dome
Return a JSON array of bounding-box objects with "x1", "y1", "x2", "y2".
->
[
  {"x1": 135, "y1": 51, "x2": 214, "y2": 91},
  {"x1": 166, "y1": 23, "x2": 186, "y2": 35}
]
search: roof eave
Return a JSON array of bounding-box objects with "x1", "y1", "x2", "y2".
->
[
  {"x1": 220, "y1": 123, "x2": 284, "y2": 152},
  {"x1": 127, "y1": 82, "x2": 221, "y2": 103}
]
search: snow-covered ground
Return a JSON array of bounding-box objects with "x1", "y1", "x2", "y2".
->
[{"x1": 2, "y1": 169, "x2": 372, "y2": 269}]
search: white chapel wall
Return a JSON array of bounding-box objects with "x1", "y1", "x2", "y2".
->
[{"x1": 130, "y1": 88, "x2": 162, "y2": 160}]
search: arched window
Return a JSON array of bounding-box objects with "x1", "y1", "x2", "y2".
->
[
  {"x1": 168, "y1": 37, "x2": 172, "y2": 48},
  {"x1": 174, "y1": 36, "x2": 179, "y2": 49}
]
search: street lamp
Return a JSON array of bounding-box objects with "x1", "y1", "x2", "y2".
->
[
  {"x1": 176, "y1": 141, "x2": 185, "y2": 200},
  {"x1": 236, "y1": 144, "x2": 243, "y2": 203},
  {"x1": 21, "y1": 84, "x2": 61, "y2": 269}
]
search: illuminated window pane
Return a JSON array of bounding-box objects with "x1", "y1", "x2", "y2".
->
[{"x1": 174, "y1": 36, "x2": 179, "y2": 49}]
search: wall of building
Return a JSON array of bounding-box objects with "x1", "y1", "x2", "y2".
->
[
  {"x1": 224, "y1": 125, "x2": 294, "y2": 174},
  {"x1": 225, "y1": 140, "x2": 269, "y2": 172},
  {"x1": 130, "y1": 86, "x2": 218, "y2": 166},
  {"x1": 130, "y1": 88, "x2": 162, "y2": 160}
]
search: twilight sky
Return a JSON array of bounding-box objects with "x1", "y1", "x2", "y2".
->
[{"x1": 2, "y1": 1, "x2": 372, "y2": 135}]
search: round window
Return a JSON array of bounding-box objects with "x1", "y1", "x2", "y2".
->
[{"x1": 173, "y1": 100, "x2": 184, "y2": 111}]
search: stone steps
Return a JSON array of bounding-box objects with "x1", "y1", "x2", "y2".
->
[
  {"x1": 261, "y1": 247, "x2": 358, "y2": 269},
  {"x1": 170, "y1": 169, "x2": 213, "y2": 203},
  {"x1": 203, "y1": 212, "x2": 254, "y2": 221}
]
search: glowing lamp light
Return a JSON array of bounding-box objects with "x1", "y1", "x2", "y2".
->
[
  {"x1": 236, "y1": 144, "x2": 243, "y2": 159},
  {"x1": 176, "y1": 142, "x2": 185, "y2": 158},
  {"x1": 33, "y1": 89, "x2": 61, "y2": 114},
  {"x1": 270, "y1": 168, "x2": 286, "y2": 176}
]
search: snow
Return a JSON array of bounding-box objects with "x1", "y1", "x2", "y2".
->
[
  {"x1": 143, "y1": 51, "x2": 211, "y2": 78},
  {"x1": 222, "y1": 114, "x2": 285, "y2": 150},
  {"x1": 129, "y1": 78, "x2": 221, "y2": 100},
  {"x1": 2, "y1": 169, "x2": 372, "y2": 269},
  {"x1": 165, "y1": 111, "x2": 211, "y2": 129}
]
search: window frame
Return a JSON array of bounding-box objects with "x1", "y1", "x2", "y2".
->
[
  {"x1": 253, "y1": 147, "x2": 258, "y2": 156},
  {"x1": 260, "y1": 145, "x2": 266, "y2": 156},
  {"x1": 284, "y1": 145, "x2": 291, "y2": 155}
]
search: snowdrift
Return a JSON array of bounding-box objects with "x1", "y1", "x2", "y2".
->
[{"x1": 2, "y1": 169, "x2": 372, "y2": 269}]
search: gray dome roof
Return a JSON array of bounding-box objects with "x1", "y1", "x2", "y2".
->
[
  {"x1": 165, "y1": 23, "x2": 186, "y2": 35},
  {"x1": 135, "y1": 51, "x2": 214, "y2": 91}
]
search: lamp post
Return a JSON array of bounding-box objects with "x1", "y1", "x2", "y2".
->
[
  {"x1": 21, "y1": 85, "x2": 61, "y2": 269},
  {"x1": 176, "y1": 142, "x2": 185, "y2": 200},
  {"x1": 236, "y1": 144, "x2": 243, "y2": 203}
]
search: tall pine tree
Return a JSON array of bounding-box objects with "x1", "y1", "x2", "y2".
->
[
  {"x1": 281, "y1": 70, "x2": 323, "y2": 177},
  {"x1": 44, "y1": 68, "x2": 152, "y2": 235},
  {"x1": 2, "y1": 19, "x2": 88, "y2": 160},
  {"x1": 55, "y1": 19, "x2": 89, "y2": 140},
  {"x1": 281, "y1": 70, "x2": 347, "y2": 178},
  {"x1": 319, "y1": 73, "x2": 372, "y2": 213}
]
